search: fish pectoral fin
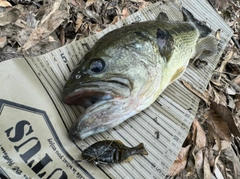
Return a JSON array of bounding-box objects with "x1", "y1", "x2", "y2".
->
[
  {"x1": 170, "y1": 67, "x2": 186, "y2": 83},
  {"x1": 122, "y1": 156, "x2": 133, "y2": 163},
  {"x1": 156, "y1": 28, "x2": 174, "y2": 62}
]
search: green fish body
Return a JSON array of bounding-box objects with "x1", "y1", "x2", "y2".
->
[{"x1": 63, "y1": 8, "x2": 217, "y2": 140}]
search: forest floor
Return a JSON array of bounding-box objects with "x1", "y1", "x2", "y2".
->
[{"x1": 0, "y1": 0, "x2": 239, "y2": 178}]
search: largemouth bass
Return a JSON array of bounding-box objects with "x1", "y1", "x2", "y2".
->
[
  {"x1": 81, "y1": 140, "x2": 148, "y2": 165},
  {"x1": 63, "y1": 8, "x2": 217, "y2": 140}
]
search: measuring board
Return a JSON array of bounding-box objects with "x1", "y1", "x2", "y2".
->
[{"x1": 0, "y1": 0, "x2": 232, "y2": 178}]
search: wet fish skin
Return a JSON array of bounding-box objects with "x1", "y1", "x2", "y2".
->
[
  {"x1": 63, "y1": 8, "x2": 217, "y2": 140},
  {"x1": 82, "y1": 140, "x2": 148, "y2": 164}
]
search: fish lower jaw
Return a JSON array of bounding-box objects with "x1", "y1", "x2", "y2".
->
[{"x1": 69, "y1": 122, "x2": 109, "y2": 140}]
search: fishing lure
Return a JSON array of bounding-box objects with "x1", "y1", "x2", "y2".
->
[{"x1": 81, "y1": 140, "x2": 148, "y2": 165}]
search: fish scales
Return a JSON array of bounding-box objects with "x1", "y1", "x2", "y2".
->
[{"x1": 63, "y1": 8, "x2": 217, "y2": 140}]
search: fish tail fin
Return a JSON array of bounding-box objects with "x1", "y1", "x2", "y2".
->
[
  {"x1": 194, "y1": 36, "x2": 218, "y2": 59},
  {"x1": 132, "y1": 143, "x2": 148, "y2": 155},
  {"x1": 182, "y1": 7, "x2": 212, "y2": 38}
]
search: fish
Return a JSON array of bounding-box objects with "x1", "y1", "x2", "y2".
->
[
  {"x1": 81, "y1": 140, "x2": 148, "y2": 164},
  {"x1": 63, "y1": 7, "x2": 217, "y2": 140}
]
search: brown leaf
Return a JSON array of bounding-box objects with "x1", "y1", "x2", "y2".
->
[
  {"x1": 0, "y1": 8, "x2": 20, "y2": 26},
  {"x1": 203, "y1": 149, "x2": 211, "y2": 179},
  {"x1": 0, "y1": 36, "x2": 7, "y2": 48},
  {"x1": 182, "y1": 80, "x2": 210, "y2": 105},
  {"x1": 85, "y1": 0, "x2": 94, "y2": 8},
  {"x1": 233, "y1": 75, "x2": 240, "y2": 85},
  {"x1": 193, "y1": 119, "x2": 207, "y2": 149},
  {"x1": 208, "y1": 110, "x2": 231, "y2": 141},
  {"x1": 122, "y1": 7, "x2": 130, "y2": 19},
  {"x1": 22, "y1": 9, "x2": 70, "y2": 50},
  {"x1": 218, "y1": 49, "x2": 234, "y2": 74},
  {"x1": 210, "y1": 101, "x2": 240, "y2": 137},
  {"x1": 235, "y1": 95, "x2": 240, "y2": 112},
  {"x1": 208, "y1": 122, "x2": 222, "y2": 153},
  {"x1": 193, "y1": 149, "x2": 204, "y2": 178},
  {"x1": 208, "y1": 84, "x2": 227, "y2": 106},
  {"x1": 75, "y1": 13, "x2": 84, "y2": 33},
  {"x1": 167, "y1": 145, "x2": 191, "y2": 176}
]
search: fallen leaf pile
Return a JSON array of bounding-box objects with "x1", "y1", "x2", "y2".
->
[
  {"x1": 0, "y1": 0, "x2": 239, "y2": 178},
  {"x1": 0, "y1": 0, "x2": 152, "y2": 60}
]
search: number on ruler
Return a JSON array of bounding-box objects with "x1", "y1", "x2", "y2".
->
[
  {"x1": 135, "y1": 15, "x2": 141, "y2": 22},
  {"x1": 173, "y1": 135, "x2": 179, "y2": 142},
  {"x1": 82, "y1": 43, "x2": 90, "y2": 51},
  {"x1": 61, "y1": 53, "x2": 67, "y2": 63},
  {"x1": 184, "y1": 112, "x2": 191, "y2": 118}
]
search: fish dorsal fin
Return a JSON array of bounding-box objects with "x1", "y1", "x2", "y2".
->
[
  {"x1": 182, "y1": 7, "x2": 211, "y2": 38},
  {"x1": 156, "y1": 28, "x2": 174, "y2": 62},
  {"x1": 170, "y1": 67, "x2": 186, "y2": 83}
]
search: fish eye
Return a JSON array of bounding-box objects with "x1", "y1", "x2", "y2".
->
[{"x1": 90, "y1": 58, "x2": 106, "y2": 73}]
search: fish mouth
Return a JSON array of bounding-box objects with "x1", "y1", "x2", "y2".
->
[{"x1": 62, "y1": 77, "x2": 131, "y2": 107}]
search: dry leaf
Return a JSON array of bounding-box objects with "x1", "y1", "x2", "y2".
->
[
  {"x1": 23, "y1": 10, "x2": 70, "y2": 50},
  {"x1": 208, "y1": 110, "x2": 231, "y2": 141},
  {"x1": 208, "y1": 122, "x2": 222, "y2": 153},
  {"x1": 193, "y1": 119, "x2": 207, "y2": 149},
  {"x1": 0, "y1": 8, "x2": 20, "y2": 26},
  {"x1": 75, "y1": 13, "x2": 84, "y2": 33},
  {"x1": 218, "y1": 50, "x2": 234, "y2": 74},
  {"x1": 235, "y1": 95, "x2": 240, "y2": 112},
  {"x1": 211, "y1": 101, "x2": 240, "y2": 137},
  {"x1": 203, "y1": 149, "x2": 211, "y2": 179},
  {"x1": 85, "y1": 0, "x2": 94, "y2": 7},
  {"x1": 227, "y1": 95, "x2": 235, "y2": 109},
  {"x1": 122, "y1": 7, "x2": 130, "y2": 19},
  {"x1": 0, "y1": 0, "x2": 12, "y2": 7},
  {"x1": 182, "y1": 80, "x2": 210, "y2": 105},
  {"x1": 194, "y1": 149, "x2": 204, "y2": 178},
  {"x1": 0, "y1": 36, "x2": 7, "y2": 48},
  {"x1": 167, "y1": 145, "x2": 191, "y2": 176},
  {"x1": 233, "y1": 75, "x2": 240, "y2": 85},
  {"x1": 208, "y1": 85, "x2": 227, "y2": 106},
  {"x1": 225, "y1": 86, "x2": 236, "y2": 95}
]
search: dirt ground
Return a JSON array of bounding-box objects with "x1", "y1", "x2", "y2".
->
[{"x1": 0, "y1": 0, "x2": 239, "y2": 178}]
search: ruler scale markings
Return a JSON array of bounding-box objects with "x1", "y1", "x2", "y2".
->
[
  {"x1": 122, "y1": 119, "x2": 174, "y2": 166},
  {"x1": 147, "y1": 103, "x2": 184, "y2": 136},
  {"x1": 120, "y1": 120, "x2": 164, "y2": 156},
  {"x1": 34, "y1": 56, "x2": 81, "y2": 124},
  {"x1": 28, "y1": 57, "x2": 80, "y2": 128},
  {"x1": 131, "y1": 113, "x2": 170, "y2": 150},
  {"x1": 132, "y1": 114, "x2": 170, "y2": 147}
]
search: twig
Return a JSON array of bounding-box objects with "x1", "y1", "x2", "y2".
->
[{"x1": 231, "y1": 36, "x2": 240, "y2": 50}]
